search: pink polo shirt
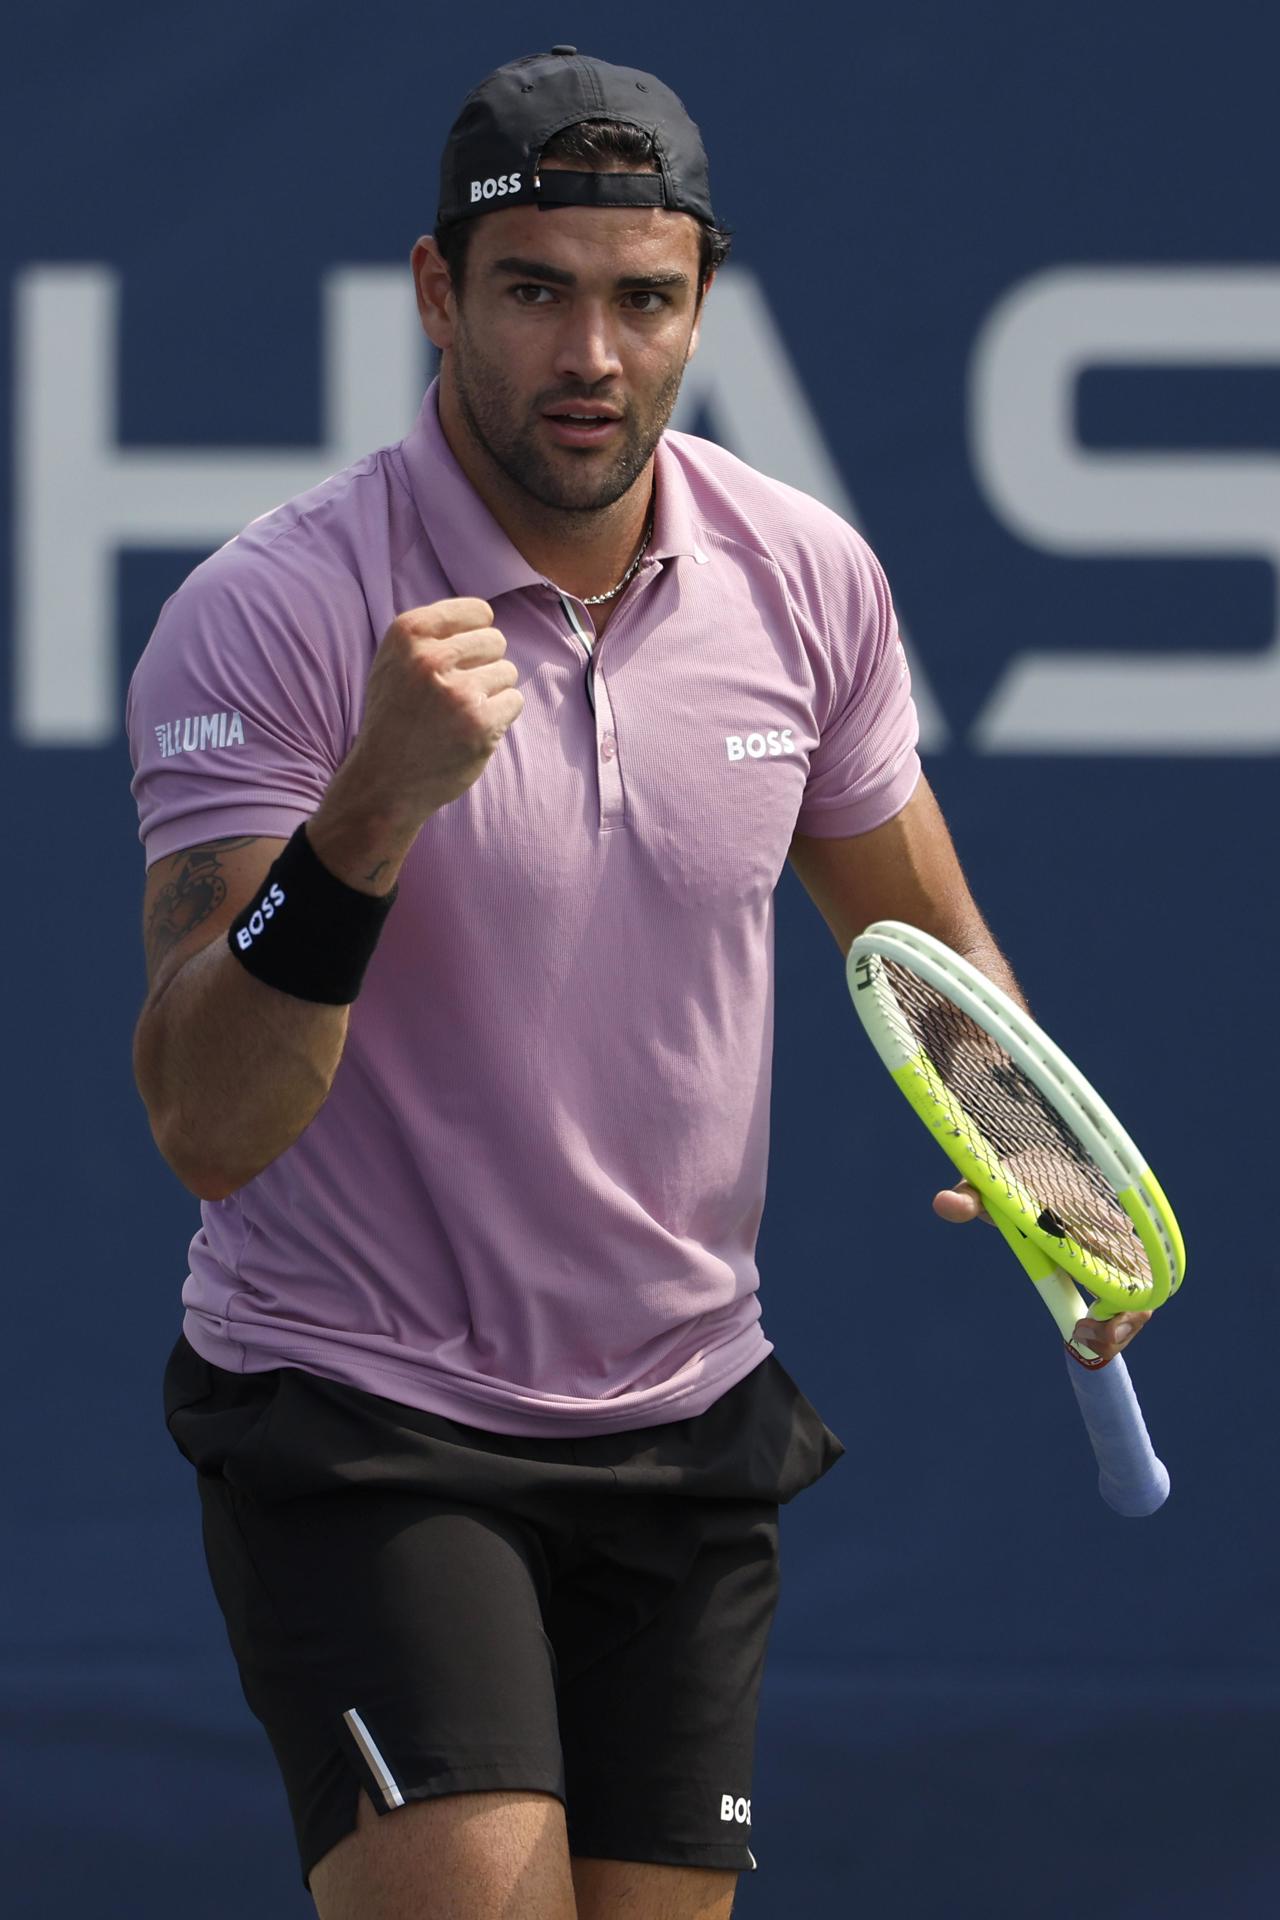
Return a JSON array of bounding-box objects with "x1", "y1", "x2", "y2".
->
[{"x1": 127, "y1": 385, "x2": 920, "y2": 1434}]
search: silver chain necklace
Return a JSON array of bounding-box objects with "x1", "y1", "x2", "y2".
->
[{"x1": 578, "y1": 515, "x2": 654, "y2": 605}]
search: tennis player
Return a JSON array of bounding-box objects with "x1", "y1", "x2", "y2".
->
[{"x1": 128, "y1": 48, "x2": 1146, "y2": 1920}]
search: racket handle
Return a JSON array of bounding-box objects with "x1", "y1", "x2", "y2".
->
[{"x1": 1062, "y1": 1349, "x2": 1170, "y2": 1516}]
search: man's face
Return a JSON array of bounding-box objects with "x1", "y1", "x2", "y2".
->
[{"x1": 436, "y1": 194, "x2": 705, "y2": 514}]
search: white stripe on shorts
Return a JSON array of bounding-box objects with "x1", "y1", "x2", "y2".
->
[{"x1": 342, "y1": 1707, "x2": 406, "y2": 1809}]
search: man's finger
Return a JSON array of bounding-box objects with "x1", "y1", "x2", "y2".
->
[
  {"x1": 395, "y1": 597, "x2": 495, "y2": 639},
  {"x1": 932, "y1": 1181, "x2": 989, "y2": 1224},
  {"x1": 1071, "y1": 1310, "x2": 1152, "y2": 1360}
]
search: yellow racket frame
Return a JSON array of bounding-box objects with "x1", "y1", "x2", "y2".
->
[
  {"x1": 848, "y1": 924, "x2": 1185, "y2": 1333},
  {"x1": 888, "y1": 1050, "x2": 1179, "y2": 1315}
]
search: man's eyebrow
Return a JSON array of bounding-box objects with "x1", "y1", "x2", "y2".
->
[
  {"x1": 490, "y1": 256, "x2": 691, "y2": 292},
  {"x1": 492, "y1": 255, "x2": 576, "y2": 286},
  {"x1": 616, "y1": 271, "x2": 692, "y2": 291}
]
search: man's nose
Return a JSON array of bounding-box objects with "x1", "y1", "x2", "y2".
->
[{"x1": 552, "y1": 303, "x2": 623, "y2": 386}]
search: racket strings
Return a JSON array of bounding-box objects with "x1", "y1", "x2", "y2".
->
[{"x1": 883, "y1": 959, "x2": 1151, "y2": 1291}]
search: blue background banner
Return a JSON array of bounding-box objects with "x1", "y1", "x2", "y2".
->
[{"x1": 4, "y1": 3, "x2": 1275, "y2": 1914}]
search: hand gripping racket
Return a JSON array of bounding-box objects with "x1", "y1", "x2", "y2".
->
[{"x1": 846, "y1": 921, "x2": 1184, "y2": 1516}]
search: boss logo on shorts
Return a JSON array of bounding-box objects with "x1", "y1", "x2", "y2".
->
[
  {"x1": 720, "y1": 1794, "x2": 752, "y2": 1825},
  {"x1": 469, "y1": 172, "x2": 522, "y2": 203},
  {"x1": 725, "y1": 728, "x2": 795, "y2": 762},
  {"x1": 234, "y1": 882, "x2": 286, "y2": 951}
]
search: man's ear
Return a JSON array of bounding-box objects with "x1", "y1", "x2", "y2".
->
[{"x1": 411, "y1": 236, "x2": 456, "y2": 349}]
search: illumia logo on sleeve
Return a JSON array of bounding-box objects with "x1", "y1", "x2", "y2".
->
[
  {"x1": 725, "y1": 728, "x2": 795, "y2": 761},
  {"x1": 154, "y1": 710, "x2": 246, "y2": 758}
]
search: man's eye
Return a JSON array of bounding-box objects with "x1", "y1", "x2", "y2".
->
[
  {"x1": 512, "y1": 284, "x2": 554, "y2": 305},
  {"x1": 624, "y1": 291, "x2": 668, "y2": 312}
]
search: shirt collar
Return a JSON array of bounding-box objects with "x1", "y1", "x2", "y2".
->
[
  {"x1": 399, "y1": 383, "x2": 545, "y2": 602},
  {"x1": 400, "y1": 382, "x2": 706, "y2": 599},
  {"x1": 649, "y1": 433, "x2": 705, "y2": 564}
]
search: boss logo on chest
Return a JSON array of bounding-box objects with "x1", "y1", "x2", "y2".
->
[{"x1": 725, "y1": 729, "x2": 796, "y2": 762}]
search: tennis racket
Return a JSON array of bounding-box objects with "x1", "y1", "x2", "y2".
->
[{"x1": 846, "y1": 920, "x2": 1184, "y2": 1517}]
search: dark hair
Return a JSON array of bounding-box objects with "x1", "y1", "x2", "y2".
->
[{"x1": 435, "y1": 119, "x2": 732, "y2": 297}]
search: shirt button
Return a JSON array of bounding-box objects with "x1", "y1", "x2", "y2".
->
[{"x1": 600, "y1": 733, "x2": 617, "y2": 761}]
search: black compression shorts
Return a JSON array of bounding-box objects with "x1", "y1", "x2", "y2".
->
[{"x1": 164, "y1": 1337, "x2": 843, "y2": 1886}]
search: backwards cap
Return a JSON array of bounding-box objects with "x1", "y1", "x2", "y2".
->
[{"x1": 435, "y1": 46, "x2": 717, "y2": 229}]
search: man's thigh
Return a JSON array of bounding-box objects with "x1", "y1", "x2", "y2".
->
[
  {"x1": 572, "y1": 1856, "x2": 738, "y2": 1920},
  {"x1": 308, "y1": 1793, "x2": 738, "y2": 1920},
  {"x1": 554, "y1": 1498, "x2": 777, "y2": 1880},
  {"x1": 198, "y1": 1475, "x2": 566, "y2": 1884},
  {"x1": 311, "y1": 1788, "x2": 576, "y2": 1920}
]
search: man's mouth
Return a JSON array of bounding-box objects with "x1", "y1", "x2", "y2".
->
[{"x1": 542, "y1": 405, "x2": 624, "y2": 448}]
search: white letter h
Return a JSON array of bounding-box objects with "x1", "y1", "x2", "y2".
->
[{"x1": 13, "y1": 266, "x2": 427, "y2": 743}]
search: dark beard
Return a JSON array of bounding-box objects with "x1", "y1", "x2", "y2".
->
[{"x1": 450, "y1": 334, "x2": 686, "y2": 515}]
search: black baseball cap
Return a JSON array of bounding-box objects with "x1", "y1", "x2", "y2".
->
[{"x1": 435, "y1": 47, "x2": 717, "y2": 230}]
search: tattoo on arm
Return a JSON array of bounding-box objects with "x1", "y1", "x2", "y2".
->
[{"x1": 144, "y1": 836, "x2": 261, "y2": 982}]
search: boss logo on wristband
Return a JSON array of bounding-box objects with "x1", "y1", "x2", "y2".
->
[
  {"x1": 227, "y1": 826, "x2": 397, "y2": 1005},
  {"x1": 234, "y1": 883, "x2": 287, "y2": 951}
]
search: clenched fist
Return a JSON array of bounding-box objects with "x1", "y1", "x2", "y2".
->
[
  {"x1": 360, "y1": 599, "x2": 522, "y2": 818},
  {"x1": 308, "y1": 598, "x2": 523, "y2": 893}
]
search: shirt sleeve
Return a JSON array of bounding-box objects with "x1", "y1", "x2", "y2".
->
[
  {"x1": 126, "y1": 530, "x2": 367, "y2": 865},
  {"x1": 793, "y1": 528, "x2": 921, "y2": 839}
]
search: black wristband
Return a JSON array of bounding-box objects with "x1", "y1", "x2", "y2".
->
[{"x1": 227, "y1": 825, "x2": 398, "y2": 1005}]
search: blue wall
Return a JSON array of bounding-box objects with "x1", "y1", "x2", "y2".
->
[{"x1": 4, "y1": 3, "x2": 1276, "y2": 1913}]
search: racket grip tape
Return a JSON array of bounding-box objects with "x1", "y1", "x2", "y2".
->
[{"x1": 1063, "y1": 1350, "x2": 1170, "y2": 1516}]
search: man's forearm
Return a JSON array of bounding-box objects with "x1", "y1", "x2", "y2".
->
[
  {"x1": 951, "y1": 920, "x2": 1030, "y2": 1014},
  {"x1": 134, "y1": 939, "x2": 349, "y2": 1200},
  {"x1": 134, "y1": 766, "x2": 425, "y2": 1201}
]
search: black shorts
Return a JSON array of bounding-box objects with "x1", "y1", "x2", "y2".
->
[{"x1": 164, "y1": 1337, "x2": 843, "y2": 1885}]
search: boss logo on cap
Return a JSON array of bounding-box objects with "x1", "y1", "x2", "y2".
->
[{"x1": 469, "y1": 172, "x2": 523, "y2": 204}]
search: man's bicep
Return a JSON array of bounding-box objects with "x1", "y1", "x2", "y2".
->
[
  {"x1": 141, "y1": 834, "x2": 286, "y2": 998},
  {"x1": 788, "y1": 775, "x2": 981, "y2": 956}
]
